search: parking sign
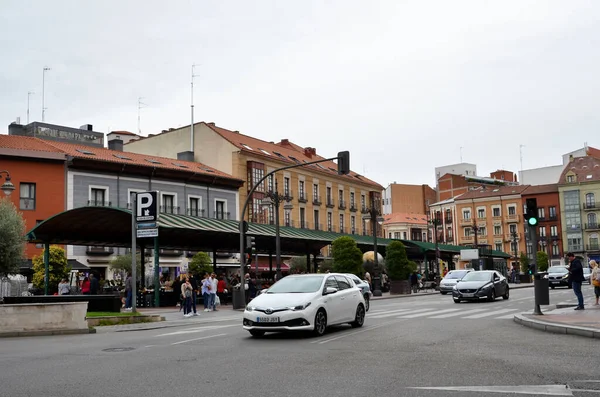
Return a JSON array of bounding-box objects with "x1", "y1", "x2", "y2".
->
[{"x1": 136, "y1": 191, "x2": 158, "y2": 222}]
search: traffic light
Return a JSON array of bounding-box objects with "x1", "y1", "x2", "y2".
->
[
  {"x1": 246, "y1": 235, "x2": 256, "y2": 255},
  {"x1": 246, "y1": 253, "x2": 252, "y2": 265},
  {"x1": 337, "y1": 151, "x2": 350, "y2": 175},
  {"x1": 528, "y1": 263, "x2": 536, "y2": 275},
  {"x1": 524, "y1": 198, "x2": 538, "y2": 226}
]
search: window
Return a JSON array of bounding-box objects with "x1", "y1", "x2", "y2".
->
[
  {"x1": 334, "y1": 275, "x2": 352, "y2": 290},
  {"x1": 509, "y1": 224, "x2": 517, "y2": 234},
  {"x1": 494, "y1": 225, "x2": 501, "y2": 235},
  {"x1": 394, "y1": 232, "x2": 401, "y2": 239},
  {"x1": 564, "y1": 191, "x2": 580, "y2": 211},
  {"x1": 338, "y1": 189, "x2": 344, "y2": 204},
  {"x1": 590, "y1": 235, "x2": 599, "y2": 250},
  {"x1": 462, "y1": 210, "x2": 471, "y2": 220},
  {"x1": 538, "y1": 207, "x2": 545, "y2": 219},
  {"x1": 267, "y1": 205, "x2": 274, "y2": 224},
  {"x1": 339, "y1": 214, "x2": 345, "y2": 231},
  {"x1": 510, "y1": 242, "x2": 518, "y2": 252},
  {"x1": 550, "y1": 225, "x2": 558, "y2": 237},
  {"x1": 495, "y1": 243, "x2": 502, "y2": 251},
  {"x1": 567, "y1": 233, "x2": 582, "y2": 251},
  {"x1": 284, "y1": 211, "x2": 291, "y2": 227},
  {"x1": 586, "y1": 193, "x2": 595, "y2": 208},
  {"x1": 314, "y1": 210, "x2": 320, "y2": 229},
  {"x1": 492, "y1": 207, "x2": 501, "y2": 217},
  {"x1": 402, "y1": 232, "x2": 407, "y2": 239},
  {"x1": 350, "y1": 192, "x2": 355, "y2": 208},
  {"x1": 361, "y1": 194, "x2": 366, "y2": 210},
  {"x1": 283, "y1": 177, "x2": 291, "y2": 196},
  {"x1": 162, "y1": 194, "x2": 175, "y2": 214},
  {"x1": 351, "y1": 215, "x2": 356, "y2": 233},
  {"x1": 215, "y1": 200, "x2": 226, "y2": 219},
  {"x1": 549, "y1": 206, "x2": 557, "y2": 218},
  {"x1": 90, "y1": 187, "x2": 106, "y2": 207},
  {"x1": 19, "y1": 183, "x2": 36, "y2": 210},
  {"x1": 539, "y1": 226, "x2": 546, "y2": 237},
  {"x1": 362, "y1": 218, "x2": 367, "y2": 235},
  {"x1": 268, "y1": 175, "x2": 274, "y2": 192},
  {"x1": 552, "y1": 244, "x2": 559, "y2": 256},
  {"x1": 299, "y1": 181, "x2": 305, "y2": 199},
  {"x1": 313, "y1": 184, "x2": 319, "y2": 200},
  {"x1": 566, "y1": 175, "x2": 575, "y2": 183},
  {"x1": 326, "y1": 187, "x2": 332, "y2": 204},
  {"x1": 588, "y1": 213, "x2": 597, "y2": 227},
  {"x1": 464, "y1": 228, "x2": 472, "y2": 237},
  {"x1": 479, "y1": 227, "x2": 486, "y2": 236},
  {"x1": 565, "y1": 212, "x2": 581, "y2": 229},
  {"x1": 300, "y1": 208, "x2": 306, "y2": 228},
  {"x1": 508, "y1": 206, "x2": 516, "y2": 215},
  {"x1": 248, "y1": 165, "x2": 265, "y2": 192},
  {"x1": 327, "y1": 212, "x2": 333, "y2": 231},
  {"x1": 188, "y1": 197, "x2": 201, "y2": 217},
  {"x1": 477, "y1": 208, "x2": 485, "y2": 218},
  {"x1": 447, "y1": 227, "x2": 453, "y2": 238}
]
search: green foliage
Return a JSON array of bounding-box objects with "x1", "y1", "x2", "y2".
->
[
  {"x1": 110, "y1": 253, "x2": 142, "y2": 275},
  {"x1": 32, "y1": 245, "x2": 70, "y2": 293},
  {"x1": 385, "y1": 241, "x2": 417, "y2": 281},
  {"x1": 289, "y1": 256, "x2": 307, "y2": 273},
  {"x1": 519, "y1": 252, "x2": 530, "y2": 273},
  {"x1": 0, "y1": 198, "x2": 26, "y2": 277},
  {"x1": 318, "y1": 259, "x2": 334, "y2": 273},
  {"x1": 536, "y1": 251, "x2": 549, "y2": 272},
  {"x1": 331, "y1": 236, "x2": 363, "y2": 276},
  {"x1": 188, "y1": 251, "x2": 213, "y2": 276}
]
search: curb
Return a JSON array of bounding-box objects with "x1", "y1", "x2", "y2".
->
[
  {"x1": 0, "y1": 328, "x2": 95, "y2": 338},
  {"x1": 513, "y1": 313, "x2": 600, "y2": 339}
]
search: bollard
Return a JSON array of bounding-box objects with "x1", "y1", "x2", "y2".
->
[
  {"x1": 232, "y1": 288, "x2": 246, "y2": 310},
  {"x1": 533, "y1": 272, "x2": 549, "y2": 315}
]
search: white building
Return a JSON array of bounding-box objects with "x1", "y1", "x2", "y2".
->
[
  {"x1": 519, "y1": 146, "x2": 591, "y2": 186},
  {"x1": 434, "y1": 163, "x2": 477, "y2": 190}
]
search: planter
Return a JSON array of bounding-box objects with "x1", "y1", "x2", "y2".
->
[
  {"x1": 389, "y1": 280, "x2": 411, "y2": 295},
  {"x1": 86, "y1": 314, "x2": 164, "y2": 327}
]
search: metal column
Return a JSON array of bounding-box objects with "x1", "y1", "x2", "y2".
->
[
  {"x1": 44, "y1": 243, "x2": 50, "y2": 295},
  {"x1": 154, "y1": 237, "x2": 159, "y2": 307}
]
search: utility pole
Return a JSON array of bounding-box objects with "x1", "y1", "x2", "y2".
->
[
  {"x1": 190, "y1": 63, "x2": 199, "y2": 151},
  {"x1": 27, "y1": 91, "x2": 34, "y2": 124},
  {"x1": 42, "y1": 67, "x2": 51, "y2": 121},
  {"x1": 138, "y1": 97, "x2": 147, "y2": 135}
]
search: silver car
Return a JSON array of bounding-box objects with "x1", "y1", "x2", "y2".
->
[
  {"x1": 439, "y1": 269, "x2": 473, "y2": 295},
  {"x1": 345, "y1": 274, "x2": 372, "y2": 312}
]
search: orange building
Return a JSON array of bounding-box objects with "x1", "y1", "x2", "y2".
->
[
  {"x1": 438, "y1": 171, "x2": 519, "y2": 201},
  {"x1": 0, "y1": 135, "x2": 66, "y2": 259},
  {"x1": 382, "y1": 183, "x2": 436, "y2": 215}
]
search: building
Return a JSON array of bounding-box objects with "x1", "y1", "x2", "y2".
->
[
  {"x1": 382, "y1": 213, "x2": 428, "y2": 241},
  {"x1": 124, "y1": 122, "x2": 384, "y2": 238},
  {"x1": 8, "y1": 121, "x2": 104, "y2": 148},
  {"x1": 521, "y1": 184, "x2": 564, "y2": 266},
  {"x1": 519, "y1": 145, "x2": 596, "y2": 186},
  {"x1": 454, "y1": 185, "x2": 530, "y2": 268},
  {"x1": 437, "y1": 171, "x2": 519, "y2": 202},
  {"x1": 558, "y1": 155, "x2": 600, "y2": 263},
  {"x1": 106, "y1": 130, "x2": 139, "y2": 145},
  {"x1": 435, "y1": 163, "x2": 477, "y2": 184},
  {"x1": 381, "y1": 183, "x2": 436, "y2": 215},
  {"x1": 1, "y1": 132, "x2": 243, "y2": 280},
  {"x1": 428, "y1": 196, "x2": 460, "y2": 245}
]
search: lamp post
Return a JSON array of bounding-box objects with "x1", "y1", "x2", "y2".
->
[
  {"x1": 261, "y1": 179, "x2": 293, "y2": 281},
  {"x1": 471, "y1": 221, "x2": 481, "y2": 270},
  {"x1": 362, "y1": 192, "x2": 384, "y2": 297},
  {"x1": 429, "y1": 215, "x2": 442, "y2": 277},
  {"x1": 0, "y1": 170, "x2": 16, "y2": 196}
]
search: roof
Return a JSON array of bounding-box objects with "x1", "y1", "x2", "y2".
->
[
  {"x1": 455, "y1": 185, "x2": 530, "y2": 201},
  {"x1": 0, "y1": 135, "x2": 242, "y2": 184},
  {"x1": 429, "y1": 195, "x2": 464, "y2": 207},
  {"x1": 586, "y1": 146, "x2": 600, "y2": 159},
  {"x1": 559, "y1": 155, "x2": 600, "y2": 184},
  {"x1": 384, "y1": 213, "x2": 428, "y2": 225},
  {"x1": 522, "y1": 183, "x2": 558, "y2": 195},
  {"x1": 108, "y1": 130, "x2": 138, "y2": 136}
]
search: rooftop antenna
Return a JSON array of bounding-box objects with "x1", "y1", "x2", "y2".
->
[
  {"x1": 42, "y1": 66, "x2": 51, "y2": 121},
  {"x1": 137, "y1": 97, "x2": 147, "y2": 135},
  {"x1": 27, "y1": 91, "x2": 35, "y2": 124},
  {"x1": 519, "y1": 144, "x2": 525, "y2": 171},
  {"x1": 191, "y1": 63, "x2": 200, "y2": 151},
  {"x1": 460, "y1": 147, "x2": 463, "y2": 162}
]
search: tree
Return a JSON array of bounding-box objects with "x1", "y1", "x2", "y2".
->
[
  {"x1": 331, "y1": 236, "x2": 363, "y2": 275},
  {"x1": 289, "y1": 256, "x2": 307, "y2": 273},
  {"x1": 536, "y1": 251, "x2": 549, "y2": 272},
  {"x1": 188, "y1": 251, "x2": 213, "y2": 277},
  {"x1": 385, "y1": 241, "x2": 417, "y2": 281},
  {"x1": 519, "y1": 252, "x2": 530, "y2": 274},
  {"x1": 318, "y1": 259, "x2": 334, "y2": 273},
  {"x1": 109, "y1": 253, "x2": 142, "y2": 275},
  {"x1": 0, "y1": 198, "x2": 26, "y2": 277},
  {"x1": 32, "y1": 245, "x2": 70, "y2": 293}
]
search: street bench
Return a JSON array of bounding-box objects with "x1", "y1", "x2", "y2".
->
[{"x1": 3, "y1": 295, "x2": 122, "y2": 312}]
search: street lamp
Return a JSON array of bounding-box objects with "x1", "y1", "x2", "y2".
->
[
  {"x1": 428, "y1": 214, "x2": 442, "y2": 278},
  {"x1": 0, "y1": 170, "x2": 16, "y2": 196},
  {"x1": 362, "y1": 192, "x2": 384, "y2": 297},
  {"x1": 261, "y1": 179, "x2": 293, "y2": 281}
]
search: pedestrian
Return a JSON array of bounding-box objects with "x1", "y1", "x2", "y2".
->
[
  {"x1": 58, "y1": 279, "x2": 70, "y2": 295},
  {"x1": 124, "y1": 272, "x2": 133, "y2": 311},
  {"x1": 81, "y1": 276, "x2": 91, "y2": 295},
  {"x1": 217, "y1": 275, "x2": 227, "y2": 305},
  {"x1": 187, "y1": 271, "x2": 199, "y2": 316},
  {"x1": 90, "y1": 273, "x2": 99, "y2": 295},
  {"x1": 567, "y1": 252, "x2": 585, "y2": 310},
  {"x1": 202, "y1": 273, "x2": 212, "y2": 312},
  {"x1": 210, "y1": 272, "x2": 218, "y2": 311},
  {"x1": 590, "y1": 260, "x2": 600, "y2": 306},
  {"x1": 181, "y1": 277, "x2": 193, "y2": 317}
]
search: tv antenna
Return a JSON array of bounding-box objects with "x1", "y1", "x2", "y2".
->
[{"x1": 138, "y1": 97, "x2": 148, "y2": 135}]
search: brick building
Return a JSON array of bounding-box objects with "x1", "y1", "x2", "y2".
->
[{"x1": 382, "y1": 183, "x2": 436, "y2": 215}]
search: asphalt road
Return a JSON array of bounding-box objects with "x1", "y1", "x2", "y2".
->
[{"x1": 0, "y1": 286, "x2": 598, "y2": 397}]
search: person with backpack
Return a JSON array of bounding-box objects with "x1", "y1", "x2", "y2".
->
[{"x1": 181, "y1": 277, "x2": 193, "y2": 317}]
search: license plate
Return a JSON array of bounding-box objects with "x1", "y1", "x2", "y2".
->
[
  {"x1": 461, "y1": 293, "x2": 474, "y2": 297},
  {"x1": 550, "y1": 281, "x2": 559, "y2": 284},
  {"x1": 256, "y1": 317, "x2": 279, "y2": 323}
]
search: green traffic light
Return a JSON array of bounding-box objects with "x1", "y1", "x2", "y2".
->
[{"x1": 528, "y1": 217, "x2": 538, "y2": 226}]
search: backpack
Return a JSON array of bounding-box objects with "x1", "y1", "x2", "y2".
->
[{"x1": 184, "y1": 288, "x2": 192, "y2": 298}]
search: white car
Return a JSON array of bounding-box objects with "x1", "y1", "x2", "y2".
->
[{"x1": 243, "y1": 273, "x2": 366, "y2": 337}]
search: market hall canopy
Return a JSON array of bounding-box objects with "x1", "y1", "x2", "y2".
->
[{"x1": 26, "y1": 206, "x2": 511, "y2": 259}]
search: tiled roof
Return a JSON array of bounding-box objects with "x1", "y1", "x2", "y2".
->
[
  {"x1": 522, "y1": 184, "x2": 558, "y2": 195},
  {"x1": 559, "y1": 155, "x2": 600, "y2": 184},
  {"x1": 0, "y1": 135, "x2": 241, "y2": 183},
  {"x1": 383, "y1": 212, "x2": 428, "y2": 225},
  {"x1": 586, "y1": 146, "x2": 600, "y2": 159},
  {"x1": 204, "y1": 123, "x2": 383, "y2": 190},
  {"x1": 454, "y1": 185, "x2": 530, "y2": 201}
]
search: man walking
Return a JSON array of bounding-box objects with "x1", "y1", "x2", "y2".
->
[
  {"x1": 567, "y1": 252, "x2": 585, "y2": 310},
  {"x1": 187, "y1": 270, "x2": 199, "y2": 316},
  {"x1": 124, "y1": 272, "x2": 133, "y2": 312}
]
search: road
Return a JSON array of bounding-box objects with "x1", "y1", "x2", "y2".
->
[{"x1": 0, "y1": 286, "x2": 598, "y2": 397}]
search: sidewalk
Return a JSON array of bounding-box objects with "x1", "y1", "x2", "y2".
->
[
  {"x1": 371, "y1": 282, "x2": 533, "y2": 301},
  {"x1": 514, "y1": 304, "x2": 600, "y2": 339}
]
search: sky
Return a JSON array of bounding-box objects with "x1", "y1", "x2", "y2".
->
[{"x1": 2, "y1": 0, "x2": 600, "y2": 187}]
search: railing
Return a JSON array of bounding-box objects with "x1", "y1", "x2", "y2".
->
[
  {"x1": 284, "y1": 219, "x2": 295, "y2": 227},
  {"x1": 459, "y1": 218, "x2": 472, "y2": 226},
  {"x1": 568, "y1": 245, "x2": 583, "y2": 252},
  {"x1": 350, "y1": 228, "x2": 356, "y2": 234},
  {"x1": 505, "y1": 214, "x2": 520, "y2": 222},
  {"x1": 160, "y1": 206, "x2": 180, "y2": 214},
  {"x1": 298, "y1": 193, "x2": 308, "y2": 203},
  {"x1": 551, "y1": 235, "x2": 560, "y2": 240},
  {"x1": 566, "y1": 223, "x2": 581, "y2": 230},
  {"x1": 299, "y1": 221, "x2": 309, "y2": 229},
  {"x1": 88, "y1": 200, "x2": 112, "y2": 207},
  {"x1": 314, "y1": 223, "x2": 323, "y2": 231},
  {"x1": 313, "y1": 196, "x2": 321, "y2": 206},
  {"x1": 284, "y1": 189, "x2": 293, "y2": 200},
  {"x1": 86, "y1": 246, "x2": 114, "y2": 255},
  {"x1": 492, "y1": 214, "x2": 502, "y2": 220},
  {"x1": 583, "y1": 203, "x2": 596, "y2": 210},
  {"x1": 187, "y1": 208, "x2": 205, "y2": 217},
  {"x1": 585, "y1": 223, "x2": 600, "y2": 230},
  {"x1": 586, "y1": 244, "x2": 600, "y2": 251},
  {"x1": 327, "y1": 224, "x2": 333, "y2": 232},
  {"x1": 326, "y1": 197, "x2": 335, "y2": 208},
  {"x1": 361, "y1": 206, "x2": 368, "y2": 214},
  {"x1": 339, "y1": 226, "x2": 347, "y2": 234},
  {"x1": 505, "y1": 233, "x2": 519, "y2": 241},
  {"x1": 460, "y1": 235, "x2": 475, "y2": 243},
  {"x1": 445, "y1": 216, "x2": 453, "y2": 223},
  {"x1": 350, "y1": 204, "x2": 357, "y2": 212},
  {"x1": 338, "y1": 199, "x2": 346, "y2": 210},
  {"x1": 549, "y1": 215, "x2": 558, "y2": 220},
  {"x1": 214, "y1": 211, "x2": 230, "y2": 220},
  {"x1": 160, "y1": 249, "x2": 183, "y2": 256}
]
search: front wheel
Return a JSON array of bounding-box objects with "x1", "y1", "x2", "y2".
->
[
  {"x1": 351, "y1": 304, "x2": 365, "y2": 328},
  {"x1": 364, "y1": 295, "x2": 370, "y2": 312},
  {"x1": 503, "y1": 287, "x2": 509, "y2": 300},
  {"x1": 453, "y1": 298, "x2": 461, "y2": 303},
  {"x1": 313, "y1": 310, "x2": 327, "y2": 336},
  {"x1": 249, "y1": 330, "x2": 265, "y2": 338},
  {"x1": 487, "y1": 289, "x2": 496, "y2": 302}
]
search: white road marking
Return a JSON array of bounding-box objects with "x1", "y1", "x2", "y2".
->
[
  {"x1": 496, "y1": 313, "x2": 520, "y2": 319},
  {"x1": 407, "y1": 384, "x2": 573, "y2": 395},
  {"x1": 171, "y1": 333, "x2": 227, "y2": 345},
  {"x1": 369, "y1": 308, "x2": 420, "y2": 318},
  {"x1": 429, "y1": 308, "x2": 488, "y2": 319},
  {"x1": 397, "y1": 308, "x2": 458, "y2": 318},
  {"x1": 155, "y1": 324, "x2": 239, "y2": 337},
  {"x1": 462, "y1": 308, "x2": 518, "y2": 319},
  {"x1": 315, "y1": 322, "x2": 393, "y2": 345}
]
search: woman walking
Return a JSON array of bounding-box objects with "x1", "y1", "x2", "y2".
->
[
  {"x1": 181, "y1": 277, "x2": 193, "y2": 317},
  {"x1": 590, "y1": 260, "x2": 600, "y2": 306}
]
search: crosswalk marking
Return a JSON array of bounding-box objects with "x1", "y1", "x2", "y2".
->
[
  {"x1": 461, "y1": 308, "x2": 517, "y2": 319},
  {"x1": 369, "y1": 308, "x2": 416, "y2": 319},
  {"x1": 496, "y1": 313, "x2": 517, "y2": 319},
  {"x1": 397, "y1": 308, "x2": 461, "y2": 318},
  {"x1": 429, "y1": 308, "x2": 488, "y2": 318}
]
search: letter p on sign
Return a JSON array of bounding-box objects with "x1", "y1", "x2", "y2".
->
[{"x1": 136, "y1": 191, "x2": 158, "y2": 222}]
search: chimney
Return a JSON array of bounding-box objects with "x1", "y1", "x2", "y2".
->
[
  {"x1": 208, "y1": 122, "x2": 215, "y2": 127},
  {"x1": 570, "y1": 154, "x2": 574, "y2": 162},
  {"x1": 280, "y1": 139, "x2": 289, "y2": 145},
  {"x1": 303, "y1": 147, "x2": 316, "y2": 158},
  {"x1": 108, "y1": 139, "x2": 124, "y2": 151},
  {"x1": 177, "y1": 151, "x2": 194, "y2": 162},
  {"x1": 80, "y1": 124, "x2": 93, "y2": 131}
]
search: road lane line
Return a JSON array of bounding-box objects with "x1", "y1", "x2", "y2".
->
[
  {"x1": 429, "y1": 308, "x2": 488, "y2": 318},
  {"x1": 155, "y1": 324, "x2": 239, "y2": 337},
  {"x1": 398, "y1": 308, "x2": 461, "y2": 318},
  {"x1": 462, "y1": 308, "x2": 517, "y2": 319},
  {"x1": 316, "y1": 322, "x2": 395, "y2": 345},
  {"x1": 171, "y1": 333, "x2": 227, "y2": 345},
  {"x1": 369, "y1": 308, "x2": 423, "y2": 319}
]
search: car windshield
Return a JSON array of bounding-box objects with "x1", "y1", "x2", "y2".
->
[
  {"x1": 266, "y1": 276, "x2": 324, "y2": 293},
  {"x1": 460, "y1": 272, "x2": 492, "y2": 282},
  {"x1": 548, "y1": 266, "x2": 568, "y2": 274},
  {"x1": 445, "y1": 271, "x2": 468, "y2": 279}
]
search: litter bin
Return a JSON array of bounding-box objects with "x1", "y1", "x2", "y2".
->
[
  {"x1": 534, "y1": 272, "x2": 549, "y2": 306},
  {"x1": 232, "y1": 288, "x2": 246, "y2": 310}
]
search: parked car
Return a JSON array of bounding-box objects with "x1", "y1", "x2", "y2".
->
[
  {"x1": 582, "y1": 267, "x2": 591, "y2": 285},
  {"x1": 243, "y1": 274, "x2": 366, "y2": 337},
  {"x1": 344, "y1": 273, "x2": 372, "y2": 311},
  {"x1": 439, "y1": 269, "x2": 473, "y2": 295},
  {"x1": 547, "y1": 266, "x2": 571, "y2": 289},
  {"x1": 452, "y1": 270, "x2": 509, "y2": 303}
]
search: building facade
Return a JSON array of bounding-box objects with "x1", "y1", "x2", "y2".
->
[
  {"x1": 383, "y1": 213, "x2": 428, "y2": 241},
  {"x1": 124, "y1": 122, "x2": 384, "y2": 237},
  {"x1": 454, "y1": 185, "x2": 530, "y2": 267},
  {"x1": 428, "y1": 197, "x2": 459, "y2": 245},
  {"x1": 519, "y1": 145, "x2": 595, "y2": 186},
  {"x1": 437, "y1": 172, "x2": 519, "y2": 202},
  {"x1": 382, "y1": 183, "x2": 436, "y2": 215},
  {"x1": 558, "y1": 155, "x2": 600, "y2": 263}
]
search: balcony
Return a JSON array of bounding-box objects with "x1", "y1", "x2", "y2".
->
[
  {"x1": 284, "y1": 190, "x2": 293, "y2": 201},
  {"x1": 460, "y1": 235, "x2": 475, "y2": 243},
  {"x1": 338, "y1": 199, "x2": 346, "y2": 210},
  {"x1": 361, "y1": 205, "x2": 368, "y2": 214},
  {"x1": 298, "y1": 193, "x2": 308, "y2": 204},
  {"x1": 339, "y1": 226, "x2": 347, "y2": 234},
  {"x1": 505, "y1": 214, "x2": 520, "y2": 223},
  {"x1": 313, "y1": 196, "x2": 322, "y2": 206},
  {"x1": 350, "y1": 228, "x2": 357, "y2": 235},
  {"x1": 583, "y1": 203, "x2": 596, "y2": 210},
  {"x1": 459, "y1": 218, "x2": 472, "y2": 226},
  {"x1": 314, "y1": 223, "x2": 323, "y2": 231},
  {"x1": 585, "y1": 223, "x2": 600, "y2": 230},
  {"x1": 586, "y1": 244, "x2": 600, "y2": 251},
  {"x1": 445, "y1": 216, "x2": 453, "y2": 223},
  {"x1": 326, "y1": 197, "x2": 335, "y2": 208},
  {"x1": 327, "y1": 224, "x2": 333, "y2": 232},
  {"x1": 567, "y1": 223, "x2": 582, "y2": 231},
  {"x1": 350, "y1": 204, "x2": 357, "y2": 212},
  {"x1": 160, "y1": 206, "x2": 180, "y2": 214},
  {"x1": 214, "y1": 211, "x2": 230, "y2": 220},
  {"x1": 284, "y1": 219, "x2": 295, "y2": 227},
  {"x1": 160, "y1": 249, "x2": 183, "y2": 257},
  {"x1": 299, "y1": 221, "x2": 309, "y2": 229},
  {"x1": 86, "y1": 246, "x2": 114, "y2": 256},
  {"x1": 549, "y1": 215, "x2": 558, "y2": 221},
  {"x1": 88, "y1": 200, "x2": 112, "y2": 207},
  {"x1": 551, "y1": 235, "x2": 560, "y2": 241},
  {"x1": 504, "y1": 233, "x2": 520, "y2": 242},
  {"x1": 568, "y1": 245, "x2": 583, "y2": 252},
  {"x1": 187, "y1": 208, "x2": 205, "y2": 217}
]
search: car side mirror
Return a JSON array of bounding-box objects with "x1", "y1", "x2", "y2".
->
[{"x1": 324, "y1": 287, "x2": 338, "y2": 295}]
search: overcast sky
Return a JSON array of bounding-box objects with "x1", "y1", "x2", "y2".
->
[{"x1": 2, "y1": 0, "x2": 599, "y2": 187}]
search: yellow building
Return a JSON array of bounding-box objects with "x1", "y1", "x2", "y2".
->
[{"x1": 125, "y1": 122, "x2": 384, "y2": 237}]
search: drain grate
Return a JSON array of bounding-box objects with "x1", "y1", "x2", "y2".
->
[{"x1": 102, "y1": 347, "x2": 135, "y2": 352}]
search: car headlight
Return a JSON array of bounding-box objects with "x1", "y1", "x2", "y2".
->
[
  {"x1": 288, "y1": 302, "x2": 311, "y2": 311},
  {"x1": 245, "y1": 305, "x2": 255, "y2": 312},
  {"x1": 562, "y1": 274, "x2": 569, "y2": 279},
  {"x1": 479, "y1": 283, "x2": 492, "y2": 291},
  {"x1": 452, "y1": 286, "x2": 458, "y2": 290}
]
